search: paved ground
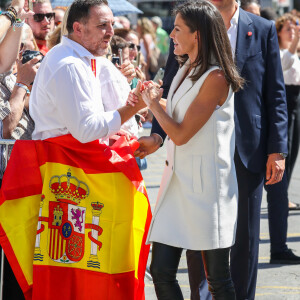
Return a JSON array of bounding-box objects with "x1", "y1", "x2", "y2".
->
[{"x1": 140, "y1": 127, "x2": 300, "y2": 300}]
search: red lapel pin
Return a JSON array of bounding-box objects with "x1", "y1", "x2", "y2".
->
[{"x1": 247, "y1": 31, "x2": 252, "y2": 37}]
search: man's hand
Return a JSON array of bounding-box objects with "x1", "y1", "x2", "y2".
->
[
  {"x1": 134, "y1": 134, "x2": 162, "y2": 159},
  {"x1": 265, "y1": 153, "x2": 285, "y2": 185},
  {"x1": 16, "y1": 55, "x2": 41, "y2": 90}
]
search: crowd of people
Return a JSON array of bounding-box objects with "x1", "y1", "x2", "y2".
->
[{"x1": 0, "y1": 0, "x2": 300, "y2": 299}]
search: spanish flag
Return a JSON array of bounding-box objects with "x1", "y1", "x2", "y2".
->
[{"x1": 0, "y1": 135, "x2": 151, "y2": 300}]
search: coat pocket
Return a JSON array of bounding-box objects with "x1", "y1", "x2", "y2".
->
[{"x1": 193, "y1": 155, "x2": 202, "y2": 194}]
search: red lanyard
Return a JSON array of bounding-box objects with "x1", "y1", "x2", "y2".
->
[{"x1": 91, "y1": 59, "x2": 96, "y2": 77}]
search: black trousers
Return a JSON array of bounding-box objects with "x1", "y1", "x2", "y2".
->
[
  {"x1": 264, "y1": 172, "x2": 289, "y2": 254},
  {"x1": 0, "y1": 246, "x2": 25, "y2": 300},
  {"x1": 188, "y1": 152, "x2": 264, "y2": 300},
  {"x1": 150, "y1": 242, "x2": 236, "y2": 300}
]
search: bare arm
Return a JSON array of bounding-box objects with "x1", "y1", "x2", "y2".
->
[
  {"x1": 0, "y1": 0, "x2": 34, "y2": 73},
  {"x1": 288, "y1": 24, "x2": 300, "y2": 54},
  {"x1": 142, "y1": 70, "x2": 229, "y2": 146},
  {"x1": 0, "y1": 26, "x2": 23, "y2": 74},
  {"x1": 2, "y1": 56, "x2": 40, "y2": 138}
]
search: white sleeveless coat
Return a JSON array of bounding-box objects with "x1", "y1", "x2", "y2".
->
[{"x1": 146, "y1": 63, "x2": 238, "y2": 250}]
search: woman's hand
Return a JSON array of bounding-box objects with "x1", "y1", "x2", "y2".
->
[
  {"x1": 119, "y1": 61, "x2": 136, "y2": 83},
  {"x1": 135, "y1": 66, "x2": 146, "y2": 82},
  {"x1": 141, "y1": 83, "x2": 163, "y2": 108},
  {"x1": 12, "y1": 0, "x2": 35, "y2": 20}
]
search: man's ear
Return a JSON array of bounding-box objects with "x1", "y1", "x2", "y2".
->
[{"x1": 73, "y1": 21, "x2": 83, "y2": 37}]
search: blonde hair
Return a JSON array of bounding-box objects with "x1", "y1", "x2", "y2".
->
[
  {"x1": 61, "y1": 6, "x2": 70, "y2": 35},
  {"x1": 47, "y1": 25, "x2": 62, "y2": 50},
  {"x1": 47, "y1": 6, "x2": 70, "y2": 49},
  {"x1": 137, "y1": 18, "x2": 156, "y2": 41}
]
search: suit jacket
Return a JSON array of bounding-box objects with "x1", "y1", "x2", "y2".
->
[{"x1": 151, "y1": 9, "x2": 288, "y2": 173}]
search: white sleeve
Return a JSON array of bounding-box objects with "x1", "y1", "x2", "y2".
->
[
  {"x1": 281, "y1": 49, "x2": 298, "y2": 71},
  {"x1": 50, "y1": 63, "x2": 121, "y2": 143}
]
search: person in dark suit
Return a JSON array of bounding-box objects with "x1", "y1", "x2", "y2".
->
[{"x1": 135, "y1": 0, "x2": 288, "y2": 299}]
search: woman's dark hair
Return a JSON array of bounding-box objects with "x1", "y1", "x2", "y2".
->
[
  {"x1": 174, "y1": 0, "x2": 244, "y2": 92},
  {"x1": 240, "y1": 0, "x2": 260, "y2": 11},
  {"x1": 114, "y1": 28, "x2": 139, "y2": 40},
  {"x1": 110, "y1": 36, "x2": 128, "y2": 56},
  {"x1": 67, "y1": 0, "x2": 108, "y2": 34}
]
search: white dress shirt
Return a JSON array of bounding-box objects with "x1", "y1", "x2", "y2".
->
[
  {"x1": 97, "y1": 57, "x2": 138, "y2": 137},
  {"x1": 280, "y1": 49, "x2": 300, "y2": 86},
  {"x1": 227, "y1": 6, "x2": 239, "y2": 57},
  {"x1": 30, "y1": 36, "x2": 121, "y2": 143}
]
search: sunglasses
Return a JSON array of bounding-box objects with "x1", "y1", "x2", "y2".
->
[
  {"x1": 55, "y1": 20, "x2": 62, "y2": 26},
  {"x1": 33, "y1": 12, "x2": 55, "y2": 23},
  {"x1": 128, "y1": 43, "x2": 141, "y2": 51}
]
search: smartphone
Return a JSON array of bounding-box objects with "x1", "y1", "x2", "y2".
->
[
  {"x1": 118, "y1": 49, "x2": 123, "y2": 65},
  {"x1": 136, "y1": 52, "x2": 141, "y2": 68},
  {"x1": 112, "y1": 56, "x2": 120, "y2": 66},
  {"x1": 132, "y1": 52, "x2": 141, "y2": 68},
  {"x1": 28, "y1": 0, "x2": 33, "y2": 11},
  {"x1": 153, "y1": 68, "x2": 165, "y2": 84}
]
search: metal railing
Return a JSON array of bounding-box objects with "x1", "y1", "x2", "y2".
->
[{"x1": 0, "y1": 139, "x2": 16, "y2": 300}]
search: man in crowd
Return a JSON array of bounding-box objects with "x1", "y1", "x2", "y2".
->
[
  {"x1": 242, "y1": 0, "x2": 300, "y2": 265},
  {"x1": 136, "y1": 0, "x2": 288, "y2": 299},
  {"x1": 30, "y1": 0, "x2": 143, "y2": 144},
  {"x1": 151, "y1": 16, "x2": 169, "y2": 65},
  {"x1": 27, "y1": 0, "x2": 55, "y2": 55}
]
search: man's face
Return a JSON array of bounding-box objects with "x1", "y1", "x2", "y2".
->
[
  {"x1": 208, "y1": 0, "x2": 235, "y2": 12},
  {"x1": 78, "y1": 5, "x2": 114, "y2": 57},
  {"x1": 27, "y1": 3, "x2": 55, "y2": 41}
]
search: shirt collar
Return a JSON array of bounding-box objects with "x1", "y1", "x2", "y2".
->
[
  {"x1": 230, "y1": 5, "x2": 239, "y2": 26},
  {"x1": 61, "y1": 35, "x2": 95, "y2": 59}
]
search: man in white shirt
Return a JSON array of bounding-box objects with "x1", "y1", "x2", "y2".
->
[{"x1": 30, "y1": 0, "x2": 143, "y2": 143}]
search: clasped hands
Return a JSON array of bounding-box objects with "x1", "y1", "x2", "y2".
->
[{"x1": 127, "y1": 80, "x2": 163, "y2": 109}]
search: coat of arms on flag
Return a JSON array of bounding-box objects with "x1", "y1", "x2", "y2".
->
[{"x1": 0, "y1": 135, "x2": 151, "y2": 300}]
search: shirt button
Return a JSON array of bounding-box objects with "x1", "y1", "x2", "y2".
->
[
  {"x1": 167, "y1": 136, "x2": 170, "y2": 140},
  {"x1": 165, "y1": 160, "x2": 169, "y2": 166}
]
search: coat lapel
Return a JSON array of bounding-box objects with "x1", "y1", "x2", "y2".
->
[
  {"x1": 167, "y1": 61, "x2": 195, "y2": 115},
  {"x1": 235, "y1": 9, "x2": 253, "y2": 74},
  {"x1": 166, "y1": 62, "x2": 189, "y2": 115}
]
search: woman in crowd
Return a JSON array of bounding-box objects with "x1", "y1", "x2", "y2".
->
[
  {"x1": 114, "y1": 28, "x2": 146, "y2": 82},
  {"x1": 0, "y1": 1, "x2": 41, "y2": 298},
  {"x1": 137, "y1": 1, "x2": 244, "y2": 298},
  {"x1": 137, "y1": 17, "x2": 157, "y2": 79},
  {"x1": 276, "y1": 13, "x2": 300, "y2": 210}
]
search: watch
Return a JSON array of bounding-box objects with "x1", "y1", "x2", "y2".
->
[{"x1": 279, "y1": 153, "x2": 287, "y2": 159}]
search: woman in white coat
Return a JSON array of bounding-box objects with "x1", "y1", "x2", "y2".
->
[{"x1": 140, "y1": 1, "x2": 244, "y2": 299}]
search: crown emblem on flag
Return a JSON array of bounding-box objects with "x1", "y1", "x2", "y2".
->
[
  {"x1": 49, "y1": 170, "x2": 89, "y2": 205},
  {"x1": 91, "y1": 202, "x2": 104, "y2": 211}
]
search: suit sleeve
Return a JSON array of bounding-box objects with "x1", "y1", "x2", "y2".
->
[
  {"x1": 151, "y1": 40, "x2": 179, "y2": 142},
  {"x1": 265, "y1": 22, "x2": 288, "y2": 155}
]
